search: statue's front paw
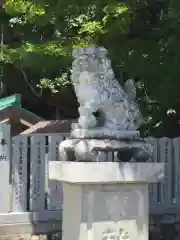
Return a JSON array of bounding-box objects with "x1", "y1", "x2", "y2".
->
[
  {"x1": 74, "y1": 140, "x2": 97, "y2": 161},
  {"x1": 78, "y1": 114, "x2": 97, "y2": 129},
  {"x1": 59, "y1": 139, "x2": 76, "y2": 161}
]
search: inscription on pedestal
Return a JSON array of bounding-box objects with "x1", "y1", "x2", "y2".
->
[
  {"x1": 83, "y1": 184, "x2": 147, "y2": 240},
  {"x1": 93, "y1": 187, "x2": 141, "y2": 221},
  {"x1": 102, "y1": 228, "x2": 130, "y2": 240}
]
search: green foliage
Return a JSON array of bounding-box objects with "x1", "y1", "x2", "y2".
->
[
  {"x1": 5, "y1": 0, "x2": 46, "y2": 23},
  {"x1": 38, "y1": 73, "x2": 71, "y2": 94},
  {"x1": 2, "y1": 0, "x2": 180, "y2": 135}
]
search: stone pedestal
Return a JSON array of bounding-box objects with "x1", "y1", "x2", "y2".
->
[{"x1": 49, "y1": 161, "x2": 164, "y2": 240}]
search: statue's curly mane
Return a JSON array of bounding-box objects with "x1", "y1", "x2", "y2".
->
[{"x1": 71, "y1": 52, "x2": 115, "y2": 87}]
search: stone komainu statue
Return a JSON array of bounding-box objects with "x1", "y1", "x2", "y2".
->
[
  {"x1": 71, "y1": 46, "x2": 143, "y2": 139},
  {"x1": 59, "y1": 46, "x2": 152, "y2": 162}
]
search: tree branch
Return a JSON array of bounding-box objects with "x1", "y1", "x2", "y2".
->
[{"x1": 20, "y1": 68, "x2": 42, "y2": 98}]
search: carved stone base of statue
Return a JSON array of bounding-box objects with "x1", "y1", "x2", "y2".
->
[
  {"x1": 49, "y1": 161, "x2": 164, "y2": 240},
  {"x1": 59, "y1": 138, "x2": 153, "y2": 162},
  {"x1": 71, "y1": 124, "x2": 140, "y2": 140}
]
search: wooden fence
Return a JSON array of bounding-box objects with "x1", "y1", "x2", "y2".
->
[{"x1": 0, "y1": 124, "x2": 179, "y2": 234}]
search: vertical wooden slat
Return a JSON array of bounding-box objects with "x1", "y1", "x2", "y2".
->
[
  {"x1": 48, "y1": 135, "x2": 64, "y2": 161},
  {"x1": 113, "y1": 152, "x2": 118, "y2": 162},
  {"x1": 96, "y1": 151, "x2": 115, "y2": 161},
  {"x1": 146, "y1": 138, "x2": 158, "y2": 205},
  {"x1": 172, "y1": 137, "x2": 180, "y2": 204},
  {"x1": 96, "y1": 152, "x2": 106, "y2": 161},
  {"x1": 158, "y1": 137, "x2": 172, "y2": 206},
  {"x1": 47, "y1": 136, "x2": 63, "y2": 210},
  {"x1": 107, "y1": 152, "x2": 113, "y2": 161},
  {"x1": 30, "y1": 135, "x2": 46, "y2": 211},
  {"x1": 0, "y1": 124, "x2": 11, "y2": 212},
  {"x1": 12, "y1": 136, "x2": 27, "y2": 212}
]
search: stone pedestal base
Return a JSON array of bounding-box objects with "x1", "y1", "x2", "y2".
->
[
  {"x1": 63, "y1": 183, "x2": 148, "y2": 240},
  {"x1": 49, "y1": 162, "x2": 164, "y2": 240}
]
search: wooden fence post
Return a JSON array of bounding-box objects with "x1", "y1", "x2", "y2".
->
[
  {"x1": 12, "y1": 135, "x2": 28, "y2": 212},
  {"x1": 47, "y1": 135, "x2": 64, "y2": 210},
  {"x1": 158, "y1": 137, "x2": 172, "y2": 206},
  {"x1": 0, "y1": 124, "x2": 11, "y2": 212},
  {"x1": 30, "y1": 135, "x2": 46, "y2": 211}
]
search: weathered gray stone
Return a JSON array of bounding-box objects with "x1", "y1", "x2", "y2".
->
[
  {"x1": 71, "y1": 46, "x2": 143, "y2": 135},
  {"x1": 59, "y1": 46, "x2": 153, "y2": 162},
  {"x1": 49, "y1": 161, "x2": 164, "y2": 240},
  {"x1": 53, "y1": 46, "x2": 165, "y2": 240},
  {"x1": 59, "y1": 138, "x2": 153, "y2": 161}
]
